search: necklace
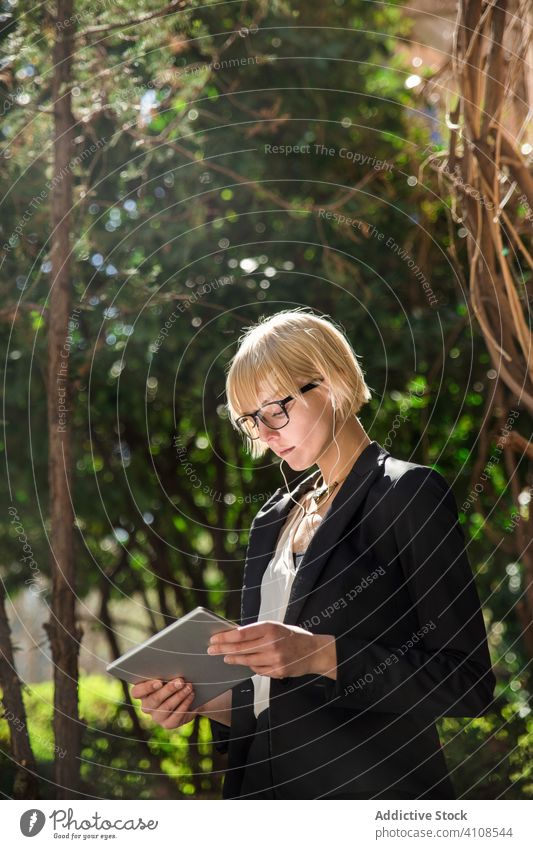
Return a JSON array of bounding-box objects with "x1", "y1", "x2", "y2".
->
[
  {"x1": 291, "y1": 472, "x2": 350, "y2": 553},
  {"x1": 307, "y1": 439, "x2": 371, "y2": 510},
  {"x1": 308, "y1": 471, "x2": 350, "y2": 510},
  {"x1": 310, "y1": 479, "x2": 338, "y2": 509}
]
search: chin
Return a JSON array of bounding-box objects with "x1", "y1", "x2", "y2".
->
[{"x1": 280, "y1": 450, "x2": 312, "y2": 472}]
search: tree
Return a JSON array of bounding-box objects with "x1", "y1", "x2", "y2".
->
[{"x1": 41, "y1": 0, "x2": 84, "y2": 798}]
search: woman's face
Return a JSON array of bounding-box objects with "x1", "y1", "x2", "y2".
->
[{"x1": 252, "y1": 379, "x2": 335, "y2": 470}]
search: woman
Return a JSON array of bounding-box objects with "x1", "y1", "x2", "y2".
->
[{"x1": 132, "y1": 308, "x2": 495, "y2": 799}]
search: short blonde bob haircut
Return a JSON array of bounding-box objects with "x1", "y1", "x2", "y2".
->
[{"x1": 225, "y1": 308, "x2": 372, "y2": 459}]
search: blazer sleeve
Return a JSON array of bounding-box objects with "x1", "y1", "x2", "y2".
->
[
  {"x1": 322, "y1": 466, "x2": 496, "y2": 719},
  {"x1": 208, "y1": 718, "x2": 230, "y2": 754}
]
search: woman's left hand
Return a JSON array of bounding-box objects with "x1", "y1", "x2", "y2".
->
[{"x1": 207, "y1": 621, "x2": 335, "y2": 679}]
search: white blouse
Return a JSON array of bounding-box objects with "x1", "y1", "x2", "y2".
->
[{"x1": 252, "y1": 498, "x2": 309, "y2": 719}]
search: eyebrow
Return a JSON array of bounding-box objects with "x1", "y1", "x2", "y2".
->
[
  {"x1": 239, "y1": 384, "x2": 302, "y2": 417},
  {"x1": 259, "y1": 389, "x2": 285, "y2": 405}
]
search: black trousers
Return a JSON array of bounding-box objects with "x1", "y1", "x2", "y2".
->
[{"x1": 237, "y1": 708, "x2": 455, "y2": 800}]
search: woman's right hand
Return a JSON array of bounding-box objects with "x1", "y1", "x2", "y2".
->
[{"x1": 131, "y1": 678, "x2": 197, "y2": 729}]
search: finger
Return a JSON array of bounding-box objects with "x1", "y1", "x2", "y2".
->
[
  {"x1": 209, "y1": 630, "x2": 286, "y2": 655},
  {"x1": 211, "y1": 623, "x2": 274, "y2": 645},
  {"x1": 153, "y1": 692, "x2": 196, "y2": 728},
  {"x1": 151, "y1": 685, "x2": 194, "y2": 722},
  {"x1": 142, "y1": 678, "x2": 186, "y2": 711},
  {"x1": 223, "y1": 652, "x2": 273, "y2": 667},
  {"x1": 209, "y1": 624, "x2": 275, "y2": 649},
  {"x1": 209, "y1": 638, "x2": 268, "y2": 656},
  {"x1": 160, "y1": 693, "x2": 197, "y2": 730},
  {"x1": 209, "y1": 626, "x2": 241, "y2": 644},
  {"x1": 131, "y1": 679, "x2": 164, "y2": 699},
  {"x1": 210, "y1": 625, "x2": 239, "y2": 639}
]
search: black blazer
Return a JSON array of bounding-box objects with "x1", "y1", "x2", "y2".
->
[{"x1": 209, "y1": 440, "x2": 496, "y2": 799}]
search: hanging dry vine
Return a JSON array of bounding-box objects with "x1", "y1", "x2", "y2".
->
[{"x1": 421, "y1": 0, "x2": 533, "y2": 657}]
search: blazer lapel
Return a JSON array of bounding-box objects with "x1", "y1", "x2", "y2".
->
[
  {"x1": 241, "y1": 441, "x2": 389, "y2": 627},
  {"x1": 240, "y1": 467, "x2": 321, "y2": 626}
]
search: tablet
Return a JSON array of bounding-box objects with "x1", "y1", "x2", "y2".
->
[{"x1": 106, "y1": 606, "x2": 253, "y2": 711}]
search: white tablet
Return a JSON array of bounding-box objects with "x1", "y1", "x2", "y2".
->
[{"x1": 106, "y1": 606, "x2": 253, "y2": 711}]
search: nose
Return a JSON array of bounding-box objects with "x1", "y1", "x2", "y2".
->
[
  {"x1": 252, "y1": 415, "x2": 286, "y2": 447},
  {"x1": 256, "y1": 418, "x2": 279, "y2": 442}
]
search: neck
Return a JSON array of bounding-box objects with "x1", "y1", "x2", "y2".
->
[{"x1": 315, "y1": 416, "x2": 371, "y2": 488}]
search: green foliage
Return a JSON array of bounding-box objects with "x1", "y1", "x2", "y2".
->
[{"x1": 0, "y1": 676, "x2": 223, "y2": 799}]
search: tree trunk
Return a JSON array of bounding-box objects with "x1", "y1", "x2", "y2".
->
[
  {"x1": 43, "y1": 0, "x2": 83, "y2": 798},
  {"x1": 0, "y1": 581, "x2": 40, "y2": 798}
]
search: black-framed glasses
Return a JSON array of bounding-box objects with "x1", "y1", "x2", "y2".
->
[{"x1": 235, "y1": 380, "x2": 322, "y2": 440}]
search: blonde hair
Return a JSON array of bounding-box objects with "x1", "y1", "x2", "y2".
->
[{"x1": 225, "y1": 307, "x2": 372, "y2": 459}]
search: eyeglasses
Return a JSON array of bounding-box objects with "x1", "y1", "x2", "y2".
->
[{"x1": 235, "y1": 381, "x2": 322, "y2": 440}]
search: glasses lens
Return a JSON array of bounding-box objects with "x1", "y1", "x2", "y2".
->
[
  {"x1": 257, "y1": 402, "x2": 288, "y2": 429},
  {"x1": 237, "y1": 403, "x2": 289, "y2": 439},
  {"x1": 237, "y1": 416, "x2": 259, "y2": 438}
]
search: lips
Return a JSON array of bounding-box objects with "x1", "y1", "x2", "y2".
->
[{"x1": 279, "y1": 446, "x2": 294, "y2": 456}]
